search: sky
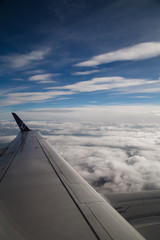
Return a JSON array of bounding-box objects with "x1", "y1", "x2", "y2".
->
[
  {"x1": 0, "y1": 0, "x2": 160, "y2": 194},
  {"x1": 0, "y1": 0, "x2": 160, "y2": 114}
]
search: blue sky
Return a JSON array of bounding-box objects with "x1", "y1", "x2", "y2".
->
[{"x1": 0, "y1": 0, "x2": 160, "y2": 114}]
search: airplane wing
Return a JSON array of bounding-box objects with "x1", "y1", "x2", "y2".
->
[{"x1": 0, "y1": 113, "x2": 146, "y2": 240}]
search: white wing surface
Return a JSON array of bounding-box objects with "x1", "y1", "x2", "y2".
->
[{"x1": 0, "y1": 113, "x2": 145, "y2": 240}]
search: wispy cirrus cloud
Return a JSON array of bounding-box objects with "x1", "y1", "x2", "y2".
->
[
  {"x1": 134, "y1": 87, "x2": 160, "y2": 93},
  {"x1": 46, "y1": 76, "x2": 160, "y2": 93},
  {"x1": 0, "y1": 86, "x2": 29, "y2": 96},
  {"x1": 0, "y1": 90, "x2": 72, "y2": 107},
  {"x1": 24, "y1": 69, "x2": 46, "y2": 75},
  {"x1": 28, "y1": 73, "x2": 60, "y2": 84},
  {"x1": 72, "y1": 70, "x2": 101, "y2": 75},
  {"x1": 0, "y1": 48, "x2": 50, "y2": 69},
  {"x1": 74, "y1": 42, "x2": 160, "y2": 67},
  {"x1": 1, "y1": 76, "x2": 160, "y2": 108}
]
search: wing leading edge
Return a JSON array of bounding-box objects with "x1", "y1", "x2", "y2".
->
[{"x1": 0, "y1": 113, "x2": 145, "y2": 240}]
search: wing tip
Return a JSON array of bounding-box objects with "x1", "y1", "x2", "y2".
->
[{"x1": 12, "y1": 112, "x2": 31, "y2": 132}]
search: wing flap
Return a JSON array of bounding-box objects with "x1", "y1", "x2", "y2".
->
[{"x1": 106, "y1": 191, "x2": 160, "y2": 240}]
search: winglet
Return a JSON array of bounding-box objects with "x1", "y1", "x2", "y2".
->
[{"x1": 12, "y1": 113, "x2": 31, "y2": 132}]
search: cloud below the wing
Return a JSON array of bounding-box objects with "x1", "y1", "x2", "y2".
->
[
  {"x1": 42, "y1": 121, "x2": 160, "y2": 194},
  {"x1": 1, "y1": 108, "x2": 160, "y2": 195}
]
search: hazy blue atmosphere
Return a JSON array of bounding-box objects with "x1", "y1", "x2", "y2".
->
[{"x1": 0, "y1": 0, "x2": 160, "y2": 193}]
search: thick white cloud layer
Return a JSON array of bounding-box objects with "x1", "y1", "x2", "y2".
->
[
  {"x1": 1, "y1": 110, "x2": 160, "y2": 195},
  {"x1": 41, "y1": 121, "x2": 160, "y2": 194}
]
